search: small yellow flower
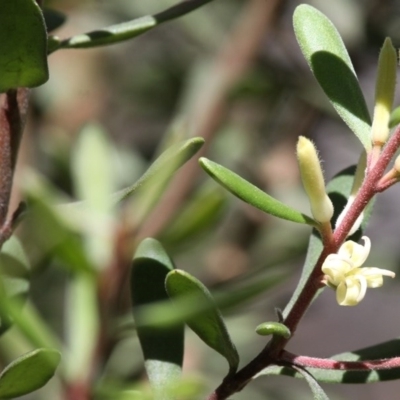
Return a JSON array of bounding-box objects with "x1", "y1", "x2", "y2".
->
[{"x1": 322, "y1": 236, "x2": 395, "y2": 306}]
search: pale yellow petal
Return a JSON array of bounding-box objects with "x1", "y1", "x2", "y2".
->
[
  {"x1": 336, "y1": 278, "x2": 363, "y2": 306},
  {"x1": 339, "y1": 236, "x2": 370, "y2": 267}
]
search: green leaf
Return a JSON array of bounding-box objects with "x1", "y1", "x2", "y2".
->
[
  {"x1": 0, "y1": 0, "x2": 48, "y2": 92},
  {"x1": 72, "y1": 124, "x2": 114, "y2": 209},
  {"x1": 23, "y1": 172, "x2": 94, "y2": 274},
  {"x1": 131, "y1": 238, "x2": 184, "y2": 399},
  {"x1": 64, "y1": 273, "x2": 99, "y2": 385},
  {"x1": 199, "y1": 158, "x2": 315, "y2": 226},
  {"x1": 114, "y1": 137, "x2": 204, "y2": 203},
  {"x1": 165, "y1": 269, "x2": 239, "y2": 375},
  {"x1": 255, "y1": 322, "x2": 291, "y2": 339},
  {"x1": 293, "y1": 5, "x2": 371, "y2": 149},
  {"x1": 283, "y1": 165, "x2": 373, "y2": 318},
  {"x1": 389, "y1": 105, "x2": 400, "y2": 128},
  {"x1": 135, "y1": 269, "x2": 285, "y2": 328},
  {"x1": 0, "y1": 348, "x2": 61, "y2": 398},
  {"x1": 71, "y1": 124, "x2": 116, "y2": 268},
  {"x1": 0, "y1": 236, "x2": 30, "y2": 335},
  {"x1": 51, "y1": 0, "x2": 213, "y2": 52},
  {"x1": 57, "y1": 16, "x2": 156, "y2": 50}
]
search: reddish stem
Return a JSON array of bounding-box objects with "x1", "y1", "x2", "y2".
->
[
  {"x1": 281, "y1": 350, "x2": 400, "y2": 371},
  {"x1": 0, "y1": 89, "x2": 29, "y2": 233}
]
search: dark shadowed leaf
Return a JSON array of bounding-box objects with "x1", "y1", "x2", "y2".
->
[
  {"x1": 131, "y1": 239, "x2": 184, "y2": 399},
  {"x1": 0, "y1": 0, "x2": 48, "y2": 91}
]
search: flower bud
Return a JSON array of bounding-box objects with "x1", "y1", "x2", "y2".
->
[
  {"x1": 296, "y1": 136, "x2": 333, "y2": 223},
  {"x1": 371, "y1": 37, "x2": 397, "y2": 146}
]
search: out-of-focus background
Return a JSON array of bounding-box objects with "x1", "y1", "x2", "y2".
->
[{"x1": 12, "y1": 0, "x2": 400, "y2": 398}]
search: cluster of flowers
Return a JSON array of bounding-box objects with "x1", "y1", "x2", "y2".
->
[{"x1": 296, "y1": 38, "x2": 398, "y2": 306}]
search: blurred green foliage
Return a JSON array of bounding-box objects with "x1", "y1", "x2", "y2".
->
[{"x1": 1, "y1": 0, "x2": 400, "y2": 399}]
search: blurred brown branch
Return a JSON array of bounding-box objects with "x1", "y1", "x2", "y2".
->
[{"x1": 138, "y1": 0, "x2": 283, "y2": 239}]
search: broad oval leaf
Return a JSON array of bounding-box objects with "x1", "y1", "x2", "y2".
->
[
  {"x1": 165, "y1": 269, "x2": 239, "y2": 375},
  {"x1": 293, "y1": 5, "x2": 371, "y2": 150},
  {"x1": 199, "y1": 158, "x2": 315, "y2": 226},
  {"x1": 0, "y1": 348, "x2": 61, "y2": 398},
  {"x1": 0, "y1": 0, "x2": 48, "y2": 92},
  {"x1": 131, "y1": 238, "x2": 184, "y2": 399}
]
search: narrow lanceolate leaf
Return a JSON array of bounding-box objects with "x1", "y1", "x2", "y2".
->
[
  {"x1": 293, "y1": 5, "x2": 371, "y2": 150},
  {"x1": 114, "y1": 137, "x2": 204, "y2": 203},
  {"x1": 165, "y1": 270, "x2": 239, "y2": 375},
  {"x1": 0, "y1": 0, "x2": 48, "y2": 91},
  {"x1": 131, "y1": 239, "x2": 184, "y2": 399},
  {"x1": 0, "y1": 348, "x2": 61, "y2": 398},
  {"x1": 199, "y1": 158, "x2": 315, "y2": 226},
  {"x1": 71, "y1": 124, "x2": 115, "y2": 268},
  {"x1": 51, "y1": 0, "x2": 213, "y2": 52},
  {"x1": 58, "y1": 16, "x2": 156, "y2": 50}
]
